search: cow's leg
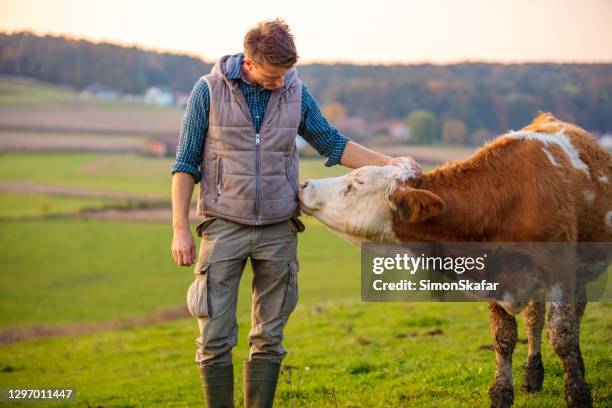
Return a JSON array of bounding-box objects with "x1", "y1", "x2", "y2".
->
[
  {"x1": 488, "y1": 302, "x2": 518, "y2": 408},
  {"x1": 574, "y1": 284, "x2": 587, "y2": 377},
  {"x1": 521, "y1": 301, "x2": 545, "y2": 393},
  {"x1": 548, "y1": 301, "x2": 592, "y2": 408}
]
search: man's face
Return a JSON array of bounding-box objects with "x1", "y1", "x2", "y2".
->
[{"x1": 243, "y1": 58, "x2": 290, "y2": 90}]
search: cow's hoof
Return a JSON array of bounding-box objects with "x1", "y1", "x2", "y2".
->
[
  {"x1": 521, "y1": 353, "x2": 544, "y2": 393},
  {"x1": 489, "y1": 383, "x2": 514, "y2": 408},
  {"x1": 564, "y1": 379, "x2": 592, "y2": 408}
]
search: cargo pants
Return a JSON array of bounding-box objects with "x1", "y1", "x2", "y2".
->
[{"x1": 186, "y1": 215, "x2": 302, "y2": 366}]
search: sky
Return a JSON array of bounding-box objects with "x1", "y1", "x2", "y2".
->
[{"x1": 0, "y1": 0, "x2": 610, "y2": 65}]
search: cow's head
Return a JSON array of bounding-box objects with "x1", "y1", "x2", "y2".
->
[{"x1": 298, "y1": 165, "x2": 445, "y2": 245}]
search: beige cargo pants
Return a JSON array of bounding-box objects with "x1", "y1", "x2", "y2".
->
[{"x1": 186, "y1": 216, "x2": 302, "y2": 366}]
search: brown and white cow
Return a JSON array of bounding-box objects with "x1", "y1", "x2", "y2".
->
[{"x1": 298, "y1": 113, "x2": 611, "y2": 408}]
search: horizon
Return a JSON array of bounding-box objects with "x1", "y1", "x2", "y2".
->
[
  {"x1": 2, "y1": 29, "x2": 612, "y2": 67},
  {"x1": 0, "y1": 0, "x2": 610, "y2": 65}
]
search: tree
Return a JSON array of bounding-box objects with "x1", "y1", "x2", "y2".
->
[
  {"x1": 321, "y1": 101, "x2": 347, "y2": 124},
  {"x1": 406, "y1": 110, "x2": 439, "y2": 145},
  {"x1": 469, "y1": 128, "x2": 495, "y2": 146}
]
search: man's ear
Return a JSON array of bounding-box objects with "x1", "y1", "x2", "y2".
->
[{"x1": 390, "y1": 187, "x2": 445, "y2": 223}]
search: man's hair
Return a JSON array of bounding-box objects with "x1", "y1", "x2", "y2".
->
[{"x1": 244, "y1": 18, "x2": 298, "y2": 68}]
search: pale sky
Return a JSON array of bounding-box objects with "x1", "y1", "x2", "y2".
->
[{"x1": 0, "y1": 0, "x2": 610, "y2": 64}]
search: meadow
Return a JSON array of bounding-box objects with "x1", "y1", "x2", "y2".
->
[
  {"x1": 0, "y1": 152, "x2": 609, "y2": 407},
  {"x1": 0, "y1": 77, "x2": 609, "y2": 407}
]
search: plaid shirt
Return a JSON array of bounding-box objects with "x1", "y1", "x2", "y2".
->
[{"x1": 170, "y1": 53, "x2": 349, "y2": 183}]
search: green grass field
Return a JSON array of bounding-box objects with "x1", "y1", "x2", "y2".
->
[
  {"x1": 0, "y1": 215, "x2": 610, "y2": 407},
  {"x1": 0, "y1": 292, "x2": 609, "y2": 407},
  {"x1": 0, "y1": 77, "x2": 181, "y2": 113},
  {"x1": 0, "y1": 142, "x2": 608, "y2": 404},
  {"x1": 0, "y1": 153, "x2": 351, "y2": 199},
  {"x1": 0, "y1": 217, "x2": 360, "y2": 329},
  {"x1": 0, "y1": 193, "x2": 118, "y2": 218}
]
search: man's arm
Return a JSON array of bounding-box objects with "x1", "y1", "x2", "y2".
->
[
  {"x1": 171, "y1": 173, "x2": 196, "y2": 266},
  {"x1": 298, "y1": 85, "x2": 421, "y2": 173},
  {"x1": 170, "y1": 78, "x2": 210, "y2": 266},
  {"x1": 339, "y1": 140, "x2": 391, "y2": 169}
]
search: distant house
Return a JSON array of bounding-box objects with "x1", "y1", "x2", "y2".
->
[
  {"x1": 144, "y1": 86, "x2": 175, "y2": 107},
  {"x1": 81, "y1": 83, "x2": 120, "y2": 100},
  {"x1": 599, "y1": 133, "x2": 612, "y2": 150},
  {"x1": 389, "y1": 122, "x2": 410, "y2": 141},
  {"x1": 175, "y1": 92, "x2": 190, "y2": 108}
]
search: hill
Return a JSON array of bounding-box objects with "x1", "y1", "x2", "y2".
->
[{"x1": 1, "y1": 31, "x2": 611, "y2": 139}]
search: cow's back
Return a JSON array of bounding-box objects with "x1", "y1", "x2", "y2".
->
[{"x1": 519, "y1": 113, "x2": 612, "y2": 242}]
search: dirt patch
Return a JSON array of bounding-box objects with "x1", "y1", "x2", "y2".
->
[
  {"x1": 0, "y1": 132, "x2": 147, "y2": 153},
  {"x1": 0, "y1": 304, "x2": 191, "y2": 346}
]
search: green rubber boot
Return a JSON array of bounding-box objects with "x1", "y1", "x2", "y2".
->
[
  {"x1": 198, "y1": 363, "x2": 234, "y2": 408},
  {"x1": 243, "y1": 361, "x2": 281, "y2": 408}
]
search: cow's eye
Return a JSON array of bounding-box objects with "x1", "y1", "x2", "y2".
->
[{"x1": 344, "y1": 183, "x2": 354, "y2": 193}]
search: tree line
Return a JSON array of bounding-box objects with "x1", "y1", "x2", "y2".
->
[{"x1": 1, "y1": 32, "x2": 610, "y2": 142}]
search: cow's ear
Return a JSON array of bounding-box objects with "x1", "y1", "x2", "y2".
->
[{"x1": 390, "y1": 187, "x2": 445, "y2": 223}]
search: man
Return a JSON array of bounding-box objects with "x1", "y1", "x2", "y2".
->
[{"x1": 170, "y1": 18, "x2": 421, "y2": 408}]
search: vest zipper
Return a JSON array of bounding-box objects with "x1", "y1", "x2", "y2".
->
[
  {"x1": 215, "y1": 157, "x2": 223, "y2": 201},
  {"x1": 254, "y1": 133, "x2": 261, "y2": 225}
]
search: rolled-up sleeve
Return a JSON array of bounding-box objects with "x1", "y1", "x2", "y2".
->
[
  {"x1": 298, "y1": 85, "x2": 349, "y2": 167},
  {"x1": 170, "y1": 78, "x2": 210, "y2": 183}
]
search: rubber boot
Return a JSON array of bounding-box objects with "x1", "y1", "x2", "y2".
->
[
  {"x1": 243, "y1": 360, "x2": 281, "y2": 408},
  {"x1": 198, "y1": 363, "x2": 234, "y2": 408}
]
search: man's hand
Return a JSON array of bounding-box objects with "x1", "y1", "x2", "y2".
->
[
  {"x1": 172, "y1": 226, "x2": 196, "y2": 266},
  {"x1": 389, "y1": 156, "x2": 423, "y2": 177},
  {"x1": 339, "y1": 142, "x2": 423, "y2": 175}
]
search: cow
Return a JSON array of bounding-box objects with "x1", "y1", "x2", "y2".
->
[{"x1": 297, "y1": 113, "x2": 612, "y2": 408}]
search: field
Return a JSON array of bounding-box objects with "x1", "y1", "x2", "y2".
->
[
  {"x1": 0, "y1": 215, "x2": 609, "y2": 407},
  {"x1": 0, "y1": 77, "x2": 609, "y2": 407},
  {"x1": 0, "y1": 77, "x2": 184, "y2": 137}
]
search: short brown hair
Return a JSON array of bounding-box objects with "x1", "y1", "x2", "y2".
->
[{"x1": 243, "y1": 18, "x2": 298, "y2": 68}]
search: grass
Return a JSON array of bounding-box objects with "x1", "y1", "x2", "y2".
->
[
  {"x1": 0, "y1": 193, "x2": 118, "y2": 218},
  {"x1": 0, "y1": 77, "x2": 181, "y2": 113},
  {"x1": 0, "y1": 301, "x2": 608, "y2": 407},
  {"x1": 0, "y1": 79, "x2": 76, "y2": 109},
  {"x1": 0, "y1": 153, "x2": 174, "y2": 197},
  {"x1": 0, "y1": 217, "x2": 360, "y2": 329},
  {"x1": 0, "y1": 152, "x2": 352, "y2": 197},
  {"x1": 0, "y1": 216, "x2": 609, "y2": 406},
  {"x1": 0, "y1": 120, "x2": 607, "y2": 405}
]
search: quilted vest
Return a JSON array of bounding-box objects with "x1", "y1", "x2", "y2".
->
[{"x1": 196, "y1": 54, "x2": 303, "y2": 225}]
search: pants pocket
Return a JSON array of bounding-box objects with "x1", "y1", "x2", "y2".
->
[
  {"x1": 280, "y1": 260, "x2": 299, "y2": 316},
  {"x1": 187, "y1": 262, "x2": 211, "y2": 318},
  {"x1": 195, "y1": 217, "x2": 219, "y2": 238}
]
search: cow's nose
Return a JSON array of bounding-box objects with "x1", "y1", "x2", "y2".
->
[{"x1": 299, "y1": 180, "x2": 310, "y2": 190}]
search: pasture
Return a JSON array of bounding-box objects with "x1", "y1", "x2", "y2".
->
[
  {"x1": 0, "y1": 77, "x2": 609, "y2": 407},
  {"x1": 0, "y1": 153, "x2": 609, "y2": 407}
]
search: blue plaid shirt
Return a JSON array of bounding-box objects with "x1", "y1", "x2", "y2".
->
[{"x1": 170, "y1": 53, "x2": 350, "y2": 183}]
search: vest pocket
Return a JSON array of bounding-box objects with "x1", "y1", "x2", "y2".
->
[
  {"x1": 214, "y1": 158, "x2": 223, "y2": 200},
  {"x1": 284, "y1": 154, "x2": 299, "y2": 192},
  {"x1": 280, "y1": 260, "x2": 299, "y2": 316},
  {"x1": 186, "y1": 262, "x2": 211, "y2": 318}
]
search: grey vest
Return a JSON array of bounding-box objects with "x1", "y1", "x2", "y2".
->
[{"x1": 196, "y1": 55, "x2": 303, "y2": 225}]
